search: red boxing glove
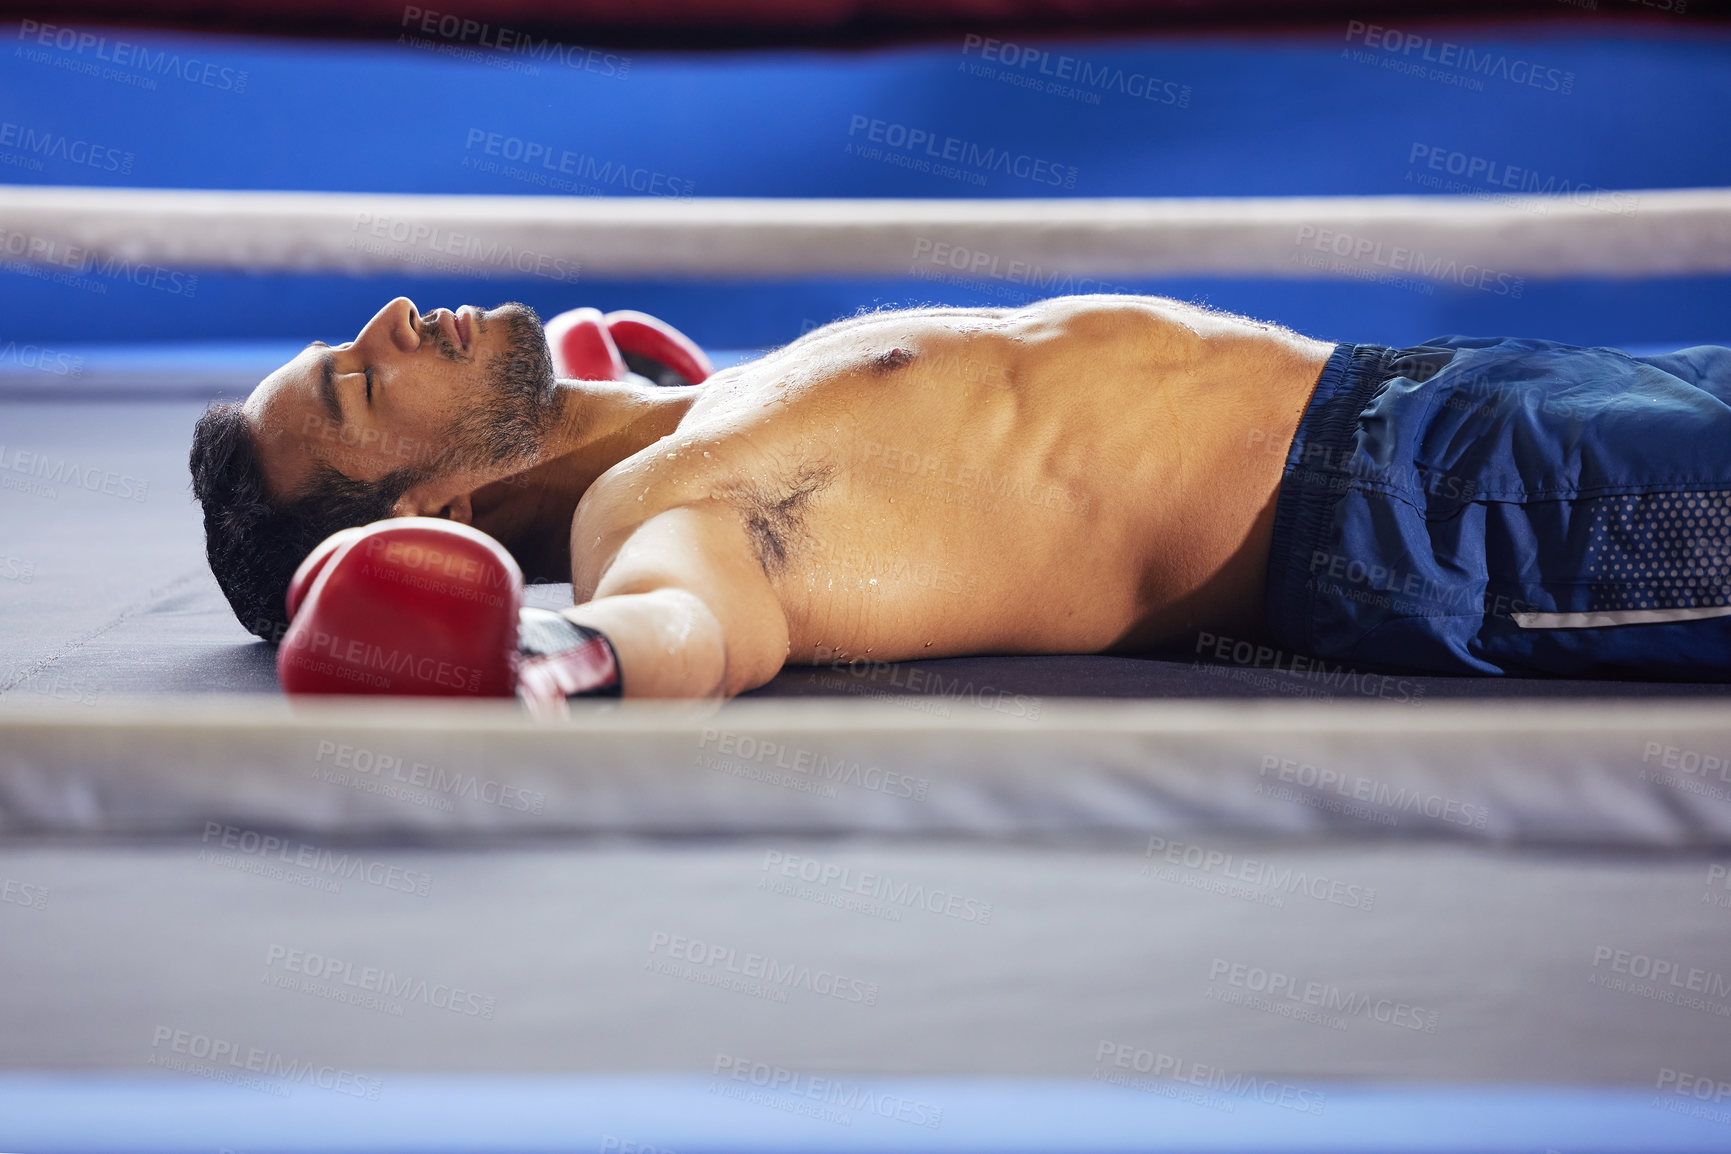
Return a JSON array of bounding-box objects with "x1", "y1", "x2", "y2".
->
[
  {"x1": 604, "y1": 309, "x2": 713, "y2": 387},
  {"x1": 277, "y1": 518, "x2": 621, "y2": 711},
  {"x1": 544, "y1": 306, "x2": 627, "y2": 382},
  {"x1": 284, "y1": 525, "x2": 366, "y2": 623},
  {"x1": 544, "y1": 306, "x2": 712, "y2": 387}
]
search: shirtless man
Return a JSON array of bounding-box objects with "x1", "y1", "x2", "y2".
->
[{"x1": 190, "y1": 295, "x2": 1731, "y2": 699}]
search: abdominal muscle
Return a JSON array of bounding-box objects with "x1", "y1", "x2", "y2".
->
[{"x1": 625, "y1": 297, "x2": 1332, "y2": 665}]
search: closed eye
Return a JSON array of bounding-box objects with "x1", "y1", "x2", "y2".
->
[{"x1": 365, "y1": 366, "x2": 374, "y2": 404}]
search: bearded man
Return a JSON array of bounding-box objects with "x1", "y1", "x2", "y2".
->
[{"x1": 190, "y1": 296, "x2": 1731, "y2": 702}]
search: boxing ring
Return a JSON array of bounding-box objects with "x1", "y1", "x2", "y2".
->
[{"x1": 5, "y1": 12, "x2": 1731, "y2": 1153}]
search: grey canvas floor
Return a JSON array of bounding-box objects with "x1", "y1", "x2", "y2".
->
[
  {"x1": 2, "y1": 836, "x2": 1727, "y2": 1084},
  {"x1": 5, "y1": 398, "x2": 1729, "y2": 705},
  {"x1": 4, "y1": 398, "x2": 1730, "y2": 1103}
]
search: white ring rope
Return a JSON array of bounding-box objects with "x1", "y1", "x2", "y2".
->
[{"x1": 2, "y1": 184, "x2": 1729, "y2": 281}]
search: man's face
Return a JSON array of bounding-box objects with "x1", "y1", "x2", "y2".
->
[{"x1": 244, "y1": 297, "x2": 557, "y2": 515}]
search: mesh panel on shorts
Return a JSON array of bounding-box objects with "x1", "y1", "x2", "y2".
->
[{"x1": 1585, "y1": 491, "x2": 1731, "y2": 612}]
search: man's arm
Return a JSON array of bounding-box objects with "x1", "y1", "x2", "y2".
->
[{"x1": 559, "y1": 502, "x2": 790, "y2": 698}]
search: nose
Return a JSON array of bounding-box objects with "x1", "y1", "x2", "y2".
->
[{"x1": 352, "y1": 297, "x2": 421, "y2": 355}]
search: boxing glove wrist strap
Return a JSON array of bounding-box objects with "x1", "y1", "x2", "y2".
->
[{"x1": 517, "y1": 608, "x2": 622, "y2": 701}]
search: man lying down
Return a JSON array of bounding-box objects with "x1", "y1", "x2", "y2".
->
[{"x1": 189, "y1": 294, "x2": 1731, "y2": 708}]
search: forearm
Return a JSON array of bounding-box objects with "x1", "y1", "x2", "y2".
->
[{"x1": 560, "y1": 588, "x2": 730, "y2": 698}]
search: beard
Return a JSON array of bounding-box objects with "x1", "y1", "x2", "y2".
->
[{"x1": 437, "y1": 302, "x2": 559, "y2": 476}]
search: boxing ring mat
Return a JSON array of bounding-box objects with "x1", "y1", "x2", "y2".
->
[
  {"x1": 5, "y1": 185, "x2": 1731, "y2": 1151},
  {"x1": 3, "y1": 695, "x2": 1731, "y2": 1150}
]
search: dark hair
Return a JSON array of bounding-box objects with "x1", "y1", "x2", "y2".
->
[{"x1": 189, "y1": 401, "x2": 422, "y2": 643}]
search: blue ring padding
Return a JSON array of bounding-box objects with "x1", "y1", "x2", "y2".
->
[
  {"x1": 2, "y1": 1075, "x2": 1728, "y2": 1153},
  {"x1": 2, "y1": 24, "x2": 1731, "y2": 348},
  {"x1": 3, "y1": 26, "x2": 1725, "y2": 198}
]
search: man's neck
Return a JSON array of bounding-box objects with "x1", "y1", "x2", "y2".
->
[{"x1": 471, "y1": 378, "x2": 700, "y2": 581}]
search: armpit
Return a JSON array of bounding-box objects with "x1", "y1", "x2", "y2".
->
[{"x1": 718, "y1": 461, "x2": 837, "y2": 578}]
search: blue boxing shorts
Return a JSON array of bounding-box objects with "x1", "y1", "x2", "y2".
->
[{"x1": 1265, "y1": 336, "x2": 1731, "y2": 679}]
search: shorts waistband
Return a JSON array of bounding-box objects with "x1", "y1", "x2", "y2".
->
[{"x1": 1265, "y1": 343, "x2": 1400, "y2": 655}]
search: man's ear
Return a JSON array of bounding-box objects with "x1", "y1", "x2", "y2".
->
[{"x1": 391, "y1": 487, "x2": 473, "y2": 524}]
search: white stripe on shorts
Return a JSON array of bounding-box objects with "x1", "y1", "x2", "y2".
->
[{"x1": 1512, "y1": 605, "x2": 1731, "y2": 629}]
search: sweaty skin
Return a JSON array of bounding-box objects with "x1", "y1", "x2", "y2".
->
[
  {"x1": 248, "y1": 295, "x2": 1332, "y2": 699},
  {"x1": 567, "y1": 296, "x2": 1331, "y2": 695}
]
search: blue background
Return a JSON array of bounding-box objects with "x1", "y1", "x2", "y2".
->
[{"x1": 1, "y1": 18, "x2": 1728, "y2": 350}]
